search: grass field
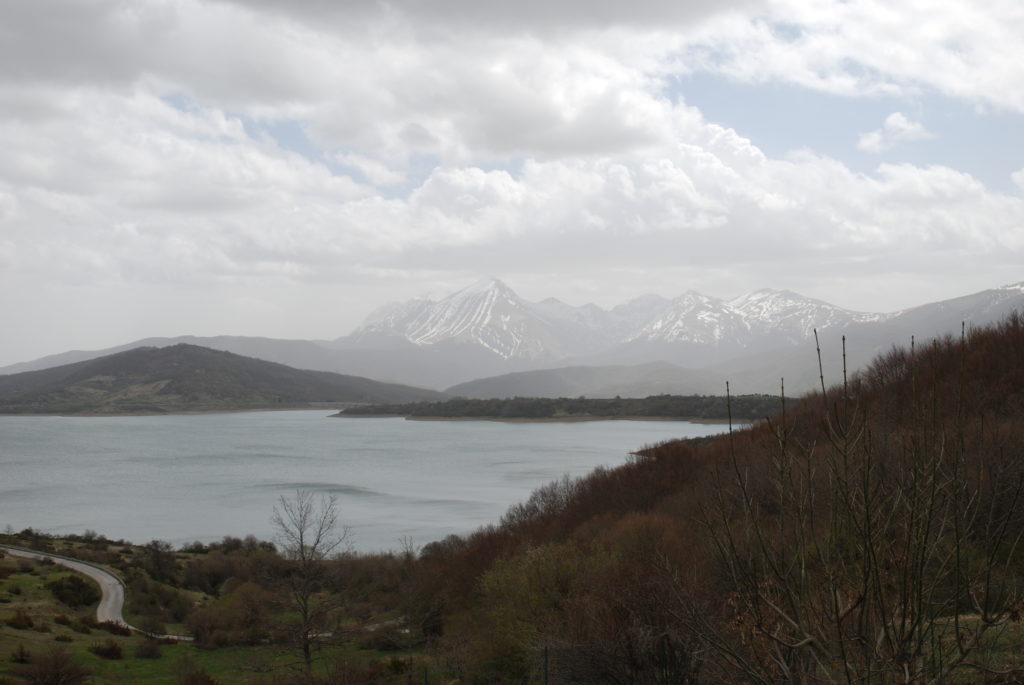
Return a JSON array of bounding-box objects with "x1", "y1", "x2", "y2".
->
[{"x1": 0, "y1": 551, "x2": 427, "y2": 684}]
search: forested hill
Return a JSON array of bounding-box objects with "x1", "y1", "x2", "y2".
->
[
  {"x1": 0, "y1": 343, "x2": 444, "y2": 414},
  {"x1": 408, "y1": 313, "x2": 1024, "y2": 683},
  {"x1": 334, "y1": 393, "x2": 780, "y2": 420}
]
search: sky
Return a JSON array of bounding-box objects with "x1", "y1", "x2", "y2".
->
[{"x1": 2, "y1": 0, "x2": 1023, "y2": 366}]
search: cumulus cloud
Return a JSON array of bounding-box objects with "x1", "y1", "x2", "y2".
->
[
  {"x1": 214, "y1": 0, "x2": 762, "y2": 35},
  {"x1": 1, "y1": 0, "x2": 1023, "y2": 363},
  {"x1": 6, "y1": 78, "x2": 1018, "y2": 294},
  {"x1": 858, "y1": 112, "x2": 934, "y2": 153},
  {"x1": 682, "y1": 0, "x2": 1024, "y2": 112},
  {"x1": 1013, "y1": 169, "x2": 1024, "y2": 193},
  {"x1": 3, "y1": 1, "x2": 1019, "y2": 168}
]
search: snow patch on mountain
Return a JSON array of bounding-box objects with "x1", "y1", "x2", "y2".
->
[
  {"x1": 728, "y1": 289, "x2": 892, "y2": 342},
  {"x1": 356, "y1": 278, "x2": 569, "y2": 360},
  {"x1": 627, "y1": 292, "x2": 750, "y2": 344}
]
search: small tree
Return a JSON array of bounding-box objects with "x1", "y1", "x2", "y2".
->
[
  {"x1": 272, "y1": 490, "x2": 350, "y2": 683},
  {"x1": 142, "y1": 539, "x2": 177, "y2": 582}
]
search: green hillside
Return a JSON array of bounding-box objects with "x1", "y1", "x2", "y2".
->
[
  {"x1": 0, "y1": 343, "x2": 445, "y2": 414},
  {"x1": 409, "y1": 313, "x2": 1024, "y2": 683}
]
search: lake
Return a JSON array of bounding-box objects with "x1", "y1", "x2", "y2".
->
[{"x1": 0, "y1": 411, "x2": 725, "y2": 552}]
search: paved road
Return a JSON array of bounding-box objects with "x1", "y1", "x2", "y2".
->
[
  {"x1": 1, "y1": 544, "x2": 127, "y2": 625},
  {"x1": 0, "y1": 544, "x2": 192, "y2": 640}
]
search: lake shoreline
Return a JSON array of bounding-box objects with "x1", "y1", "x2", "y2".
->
[
  {"x1": 0, "y1": 410, "x2": 728, "y2": 551},
  {"x1": 333, "y1": 413, "x2": 743, "y2": 424},
  {"x1": 0, "y1": 404, "x2": 351, "y2": 418}
]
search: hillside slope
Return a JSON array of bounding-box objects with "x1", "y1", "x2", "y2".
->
[
  {"x1": 443, "y1": 361, "x2": 721, "y2": 398},
  {"x1": 413, "y1": 313, "x2": 1024, "y2": 683},
  {"x1": 0, "y1": 344, "x2": 445, "y2": 414}
]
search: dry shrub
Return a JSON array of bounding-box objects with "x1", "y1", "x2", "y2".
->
[
  {"x1": 18, "y1": 646, "x2": 90, "y2": 685},
  {"x1": 87, "y1": 638, "x2": 123, "y2": 660},
  {"x1": 4, "y1": 608, "x2": 33, "y2": 629}
]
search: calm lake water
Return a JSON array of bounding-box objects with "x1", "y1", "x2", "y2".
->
[{"x1": 0, "y1": 411, "x2": 724, "y2": 552}]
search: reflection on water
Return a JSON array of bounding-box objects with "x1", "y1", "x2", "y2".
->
[{"x1": 0, "y1": 411, "x2": 723, "y2": 552}]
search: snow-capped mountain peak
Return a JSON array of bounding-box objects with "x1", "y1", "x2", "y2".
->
[
  {"x1": 354, "y1": 277, "x2": 566, "y2": 359},
  {"x1": 457, "y1": 276, "x2": 515, "y2": 297},
  {"x1": 628, "y1": 291, "x2": 748, "y2": 344},
  {"x1": 728, "y1": 288, "x2": 892, "y2": 341}
]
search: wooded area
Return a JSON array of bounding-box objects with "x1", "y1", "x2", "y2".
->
[{"x1": 337, "y1": 393, "x2": 781, "y2": 420}]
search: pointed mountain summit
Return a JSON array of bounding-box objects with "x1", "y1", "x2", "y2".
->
[
  {"x1": 352, "y1": 278, "x2": 569, "y2": 360},
  {"x1": 728, "y1": 289, "x2": 892, "y2": 344}
]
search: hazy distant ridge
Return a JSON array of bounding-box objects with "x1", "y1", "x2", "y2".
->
[
  {"x1": 3, "y1": 281, "x2": 1022, "y2": 396},
  {"x1": 444, "y1": 362, "x2": 721, "y2": 398},
  {"x1": 0, "y1": 344, "x2": 445, "y2": 414}
]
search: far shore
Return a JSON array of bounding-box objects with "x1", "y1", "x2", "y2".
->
[
  {"x1": 0, "y1": 403, "x2": 357, "y2": 418},
  {"x1": 332, "y1": 413, "x2": 748, "y2": 424},
  {"x1": 1, "y1": 407, "x2": 750, "y2": 424}
]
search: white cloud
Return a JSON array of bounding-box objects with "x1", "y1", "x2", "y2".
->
[
  {"x1": 682, "y1": 0, "x2": 1024, "y2": 112},
  {"x1": 1013, "y1": 169, "x2": 1024, "y2": 193},
  {"x1": 858, "y1": 112, "x2": 934, "y2": 153},
  {"x1": 1, "y1": 77, "x2": 1020, "y2": 291},
  {"x1": 2, "y1": 0, "x2": 1019, "y2": 169},
  {"x1": 1, "y1": 0, "x2": 1023, "y2": 364}
]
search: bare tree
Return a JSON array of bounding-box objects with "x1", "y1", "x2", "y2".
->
[
  {"x1": 690, "y1": 335, "x2": 1024, "y2": 684},
  {"x1": 272, "y1": 490, "x2": 350, "y2": 683}
]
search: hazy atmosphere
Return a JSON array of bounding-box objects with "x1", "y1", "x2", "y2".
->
[{"x1": 2, "y1": 0, "x2": 1023, "y2": 366}]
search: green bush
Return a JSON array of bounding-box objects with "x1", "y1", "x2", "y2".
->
[{"x1": 46, "y1": 575, "x2": 100, "y2": 608}]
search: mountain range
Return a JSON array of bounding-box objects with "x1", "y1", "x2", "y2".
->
[
  {"x1": 3, "y1": 279, "x2": 1023, "y2": 397},
  {"x1": 351, "y1": 279, "x2": 888, "y2": 364}
]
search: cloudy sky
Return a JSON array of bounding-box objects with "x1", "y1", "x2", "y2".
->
[{"x1": 2, "y1": 0, "x2": 1023, "y2": 366}]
